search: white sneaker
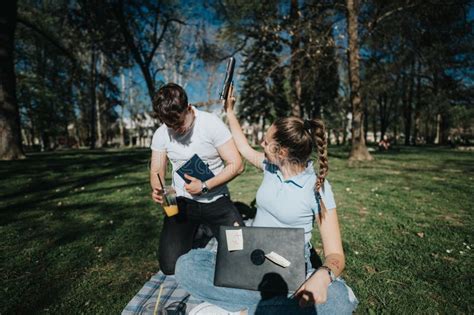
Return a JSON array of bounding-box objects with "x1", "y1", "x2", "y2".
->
[{"x1": 189, "y1": 302, "x2": 241, "y2": 315}]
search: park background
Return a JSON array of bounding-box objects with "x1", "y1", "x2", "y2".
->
[{"x1": 0, "y1": 0, "x2": 473, "y2": 314}]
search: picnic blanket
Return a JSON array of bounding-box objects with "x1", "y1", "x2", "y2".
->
[
  {"x1": 122, "y1": 238, "x2": 218, "y2": 315},
  {"x1": 121, "y1": 272, "x2": 202, "y2": 315}
]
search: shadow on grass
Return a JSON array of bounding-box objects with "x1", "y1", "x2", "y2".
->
[
  {"x1": 0, "y1": 149, "x2": 162, "y2": 314},
  {"x1": 0, "y1": 150, "x2": 151, "y2": 220},
  {"x1": 4, "y1": 198, "x2": 161, "y2": 314}
]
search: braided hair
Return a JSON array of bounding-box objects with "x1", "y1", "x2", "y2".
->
[{"x1": 273, "y1": 117, "x2": 329, "y2": 218}]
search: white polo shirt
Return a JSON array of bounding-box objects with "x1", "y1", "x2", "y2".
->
[{"x1": 150, "y1": 107, "x2": 232, "y2": 203}]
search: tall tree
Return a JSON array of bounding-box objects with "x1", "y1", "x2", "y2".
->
[
  {"x1": 289, "y1": 0, "x2": 302, "y2": 117},
  {"x1": 112, "y1": 0, "x2": 184, "y2": 101},
  {"x1": 346, "y1": 0, "x2": 373, "y2": 161},
  {"x1": 0, "y1": 0, "x2": 25, "y2": 160}
]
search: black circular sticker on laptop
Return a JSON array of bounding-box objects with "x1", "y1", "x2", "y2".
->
[{"x1": 250, "y1": 249, "x2": 266, "y2": 265}]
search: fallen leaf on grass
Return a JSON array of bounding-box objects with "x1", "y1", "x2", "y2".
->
[
  {"x1": 364, "y1": 265, "x2": 377, "y2": 274},
  {"x1": 416, "y1": 232, "x2": 425, "y2": 238},
  {"x1": 441, "y1": 256, "x2": 456, "y2": 263}
]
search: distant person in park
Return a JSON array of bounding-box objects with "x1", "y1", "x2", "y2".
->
[
  {"x1": 378, "y1": 135, "x2": 390, "y2": 151},
  {"x1": 174, "y1": 85, "x2": 358, "y2": 314},
  {"x1": 149, "y1": 83, "x2": 244, "y2": 275}
]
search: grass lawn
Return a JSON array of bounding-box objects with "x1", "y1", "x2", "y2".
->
[{"x1": 1, "y1": 146, "x2": 473, "y2": 314}]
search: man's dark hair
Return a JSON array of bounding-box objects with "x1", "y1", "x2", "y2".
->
[{"x1": 152, "y1": 83, "x2": 188, "y2": 125}]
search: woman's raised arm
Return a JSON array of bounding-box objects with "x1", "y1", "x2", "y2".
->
[{"x1": 224, "y1": 84, "x2": 264, "y2": 170}]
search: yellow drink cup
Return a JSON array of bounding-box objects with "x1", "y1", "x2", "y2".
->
[
  {"x1": 163, "y1": 204, "x2": 179, "y2": 217},
  {"x1": 162, "y1": 186, "x2": 178, "y2": 217}
]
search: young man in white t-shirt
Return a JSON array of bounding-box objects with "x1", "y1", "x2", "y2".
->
[{"x1": 149, "y1": 83, "x2": 244, "y2": 275}]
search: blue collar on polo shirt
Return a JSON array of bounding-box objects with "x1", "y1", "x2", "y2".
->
[{"x1": 265, "y1": 160, "x2": 315, "y2": 188}]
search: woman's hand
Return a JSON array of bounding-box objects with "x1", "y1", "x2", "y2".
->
[
  {"x1": 295, "y1": 269, "x2": 332, "y2": 307},
  {"x1": 224, "y1": 83, "x2": 236, "y2": 113}
]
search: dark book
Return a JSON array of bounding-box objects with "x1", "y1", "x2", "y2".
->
[{"x1": 176, "y1": 154, "x2": 215, "y2": 184}]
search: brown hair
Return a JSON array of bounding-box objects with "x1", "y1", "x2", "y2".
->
[
  {"x1": 152, "y1": 83, "x2": 188, "y2": 125},
  {"x1": 273, "y1": 117, "x2": 329, "y2": 217}
]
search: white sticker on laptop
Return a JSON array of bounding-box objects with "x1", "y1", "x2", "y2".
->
[
  {"x1": 226, "y1": 229, "x2": 243, "y2": 251},
  {"x1": 265, "y1": 251, "x2": 291, "y2": 268}
]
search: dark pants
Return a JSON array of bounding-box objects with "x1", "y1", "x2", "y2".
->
[{"x1": 158, "y1": 195, "x2": 244, "y2": 275}]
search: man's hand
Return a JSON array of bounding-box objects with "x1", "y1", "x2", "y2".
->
[
  {"x1": 151, "y1": 187, "x2": 164, "y2": 204},
  {"x1": 294, "y1": 269, "x2": 332, "y2": 307},
  {"x1": 184, "y1": 174, "x2": 203, "y2": 195}
]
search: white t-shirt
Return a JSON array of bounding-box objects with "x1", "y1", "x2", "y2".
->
[{"x1": 150, "y1": 107, "x2": 232, "y2": 203}]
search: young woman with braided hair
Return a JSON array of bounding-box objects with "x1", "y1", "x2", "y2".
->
[{"x1": 174, "y1": 85, "x2": 358, "y2": 314}]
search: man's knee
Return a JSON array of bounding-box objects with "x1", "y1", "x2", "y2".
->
[{"x1": 159, "y1": 256, "x2": 176, "y2": 275}]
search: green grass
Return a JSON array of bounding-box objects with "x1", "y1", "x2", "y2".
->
[{"x1": 1, "y1": 146, "x2": 473, "y2": 314}]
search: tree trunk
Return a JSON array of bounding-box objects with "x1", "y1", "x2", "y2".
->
[
  {"x1": 393, "y1": 116, "x2": 398, "y2": 145},
  {"x1": 342, "y1": 106, "x2": 350, "y2": 145},
  {"x1": 290, "y1": 0, "x2": 302, "y2": 118},
  {"x1": 364, "y1": 102, "x2": 368, "y2": 143},
  {"x1": 90, "y1": 47, "x2": 97, "y2": 149},
  {"x1": 327, "y1": 127, "x2": 332, "y2": 145},
  {"x1": 403, "y1": 61, "x2": 415, "y2": 146},
  {"x1": 346, "y1": 0, "x2": 373, "y2": 161},
  {"x1": 95, "y1": 53, "x2": 105, "y2": 148},
  {"x1": 119, "y1": 72, "x2": 126, "y2": 147},
  {"x1": 439, "y1": 113, "x2": 449, "y2": 145},
  {"x1": 372, "y1": 104, "x2": 377, "y2": 143},
  {"x1": 434, "y1": 114, "x2": 441, "y2": 144},
  {"x1": 95, "y1": 97, "x2": 102, "y2": 148},
  {"x1": 413, "y1": 59, "x2": 421, "y2": 145},
  {"x1": 113, "y1": 1, "x2": 156, "y2": 102},
  {"x1": 378, "y1": 95, "x2": 386, "y2": 140},
  {"x1": 0, "y1": 0, "x2": 25, "y2": 160}
]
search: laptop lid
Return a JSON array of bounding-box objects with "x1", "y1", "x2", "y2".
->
[{"x1": 214, "y1": 226, "x2": 306, "y2": 293}]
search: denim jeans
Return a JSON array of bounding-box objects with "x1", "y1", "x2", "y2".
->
[{"x1": 175, "y1": 247, "x2": 358, "y2": 314}]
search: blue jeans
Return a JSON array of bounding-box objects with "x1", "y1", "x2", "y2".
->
[{"x1": 175, "y1": 248, "x2": 358, "y2": 314}]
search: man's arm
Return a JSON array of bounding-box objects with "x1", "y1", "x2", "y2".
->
[
  {"x1": 150, "y1": 150, "x2": 168, "y2": 204},
  {"x1": 208, "y1": 138, "x2": 244, "y2": 189},
  {"x1": 183, "y1": 139, "x2": 243, "y2": 195}
]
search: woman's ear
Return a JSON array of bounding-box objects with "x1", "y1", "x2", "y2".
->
[{"x1": 278, "y1": 147, "x2": 289, "y2": 160}]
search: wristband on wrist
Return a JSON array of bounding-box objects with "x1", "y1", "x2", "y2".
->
[{"x1": 317, "y1": 265, "x2": 336, "y2": 283}]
